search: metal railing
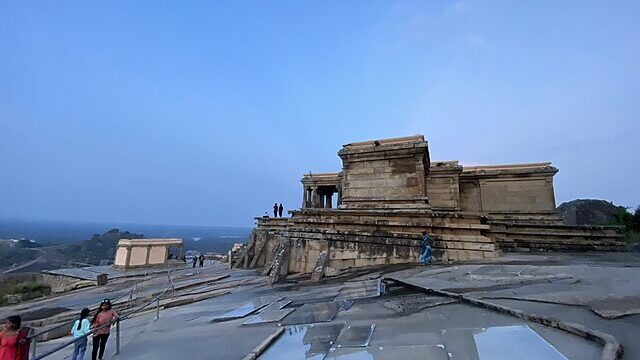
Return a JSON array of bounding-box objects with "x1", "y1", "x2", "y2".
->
[
  {"x1": 28, "y1": 269, "x2": 176, "y2": 359},
  {"x1": 30, "y1": 287, "x2": 171, "y2": 360},
  {"x1": 28, "y1": 288, "x2": 134, "y2": 358}
]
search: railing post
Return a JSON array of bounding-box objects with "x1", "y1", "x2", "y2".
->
[
  {"x1": 115, "y1": 320, "x2": 121, "y2": 355},
  {"x1": 156, "y1": 298, "x2": 160, "y2": 320},
  {"x1": 168, "y1": 270, "x2": 175, "y2": 297},
  {"x1": 30, "y1": 337, "x2": 37, "y2": 359}
]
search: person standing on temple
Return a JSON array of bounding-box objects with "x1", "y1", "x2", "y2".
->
[
  {"x1": 198, "y1": 254, "x2": 205, "y2": 267},
  {"x1": 273, "y1": 203, "x2": 278, "y2": 217},
  {"x1": 278, "y1": 203, "x2": 283, "y2": 217},
  {"x1": 192, "y1": 255, "x2": 198, "y2": 268}
]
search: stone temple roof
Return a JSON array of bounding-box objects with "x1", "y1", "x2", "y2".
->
[
  {"x1": 117, "y1": 238, "x2": 183, "y2": 247},
  {"x1": 338, "y1": 135, "x2": 428, "y2": 157},
  {"x1": 461, "y1": 162, "x2": 558, "y2": 177},
  {"x1": 463, "y1": 162, "x2": 553, "y2": 171},
  {"x1": 342, "y1": 134, "x2": 425, "y2": 148}
]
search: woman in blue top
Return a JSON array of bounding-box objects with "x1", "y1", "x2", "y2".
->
[
  {"x1": 420, "y1": 231, "x2": 432, "y2": 265},
  {"x1": 70, "y1": 308, "x2": 91, "y2": 360}
]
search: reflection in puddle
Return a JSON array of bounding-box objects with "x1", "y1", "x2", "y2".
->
[
  {"x1": 335, "y1": 280, "x2": 382, "y2": 301},
  {"x1": 258, "y1": 322, "x2": 345, "y2": 360},
  {"x1": 211, "y1": 297, "x2": 283, "y2": 322},
  {"x1": 280, "y1": 301, "x2": 341, "y2": 325},
  {"x1": 335, "y1": 324, "x2": 376, "y2": 348},
  {"x1": 325, "y1": 345, "x2": 448, "y2": 360},
  {"x1": 442, "y1": 325, "x2": 568, "y2": 360},
  {"x1": 243, "y1": 308, "x2": 294, "y2": 325},
  {"x1": 258, "y1": 322, "x2": 568, "y2": 359},
  {"x1": 473, "y1": 325, "x2": 568, "y2": 360}
]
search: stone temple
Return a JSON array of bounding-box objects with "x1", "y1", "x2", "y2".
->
[{"x1": 239, "y1": 135, "x2": 624, "y2": 281}]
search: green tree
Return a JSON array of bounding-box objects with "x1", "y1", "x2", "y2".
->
[{"x1": 611, "y1": 206, "x2": 640, "y2": 243}]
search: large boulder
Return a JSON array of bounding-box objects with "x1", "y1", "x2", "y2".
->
[{"x1": 557, "y1": 199, "x2": 625, "y2": 225}]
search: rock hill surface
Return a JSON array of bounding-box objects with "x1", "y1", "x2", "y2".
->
[{"x1": 557, "y1": 199, "x2": 625, "y2": 225}]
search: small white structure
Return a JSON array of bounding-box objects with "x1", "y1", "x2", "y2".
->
[{"x1": 113, "y1": 238, "x2": 184, "y2": 270}]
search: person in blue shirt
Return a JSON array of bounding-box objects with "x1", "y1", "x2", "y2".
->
[
  {"x1": 420, "y1": 231, "x2": 433, "y2": 265},
  {"x1": 70, "y1": 308, "x2": 91, "y2": 360}
]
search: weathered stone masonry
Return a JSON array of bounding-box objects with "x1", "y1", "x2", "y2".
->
[{"x1": 240, "y1": 135, "x2": 624, "y2": 280}]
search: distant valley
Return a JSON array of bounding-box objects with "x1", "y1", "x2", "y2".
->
[{"x1": 0, "y1": 219, "x2": 252, "y2": 273}]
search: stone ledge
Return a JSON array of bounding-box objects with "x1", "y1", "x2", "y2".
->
[{"x1": 489, "y1": 221, "x2": 624, "y2": 231}]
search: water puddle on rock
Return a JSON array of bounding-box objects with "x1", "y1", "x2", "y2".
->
[
  {"x1": 258, "y1": 322, "x2": 345, "y2": 360},
  {"x1": 444, "y1": 325, "x2": 569, "y2": 360},
  {"x1": 325, "y1": 345, "x2": 448, "y2": 360},
  {"x1": 280, "y1": 301, "x2": 342, "y2": 325},
  {"x1": 260, "y1": 324, "x2": 569, "y2": 360}
]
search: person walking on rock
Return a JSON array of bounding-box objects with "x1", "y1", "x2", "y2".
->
[
  {"x1": 278, "y1": 203, "x2": 283, "y2": 217},
  {"x1": 273, "y1": 203, "x2": 278, "y2": 217},
  {"x1": 0, "y1": 315, "x2": 30, "y2": 360},
  {"x1": 70, "y1": 308, "x2": 91, "y2": 360},
  {"x1": 91, "y1": 299, "x2": 119, "y2": 360},
  {"x1": 192, "y1": 255, "x2": 198, "y2": 268},
  {"x1": 198, "y1": 254, "x2": 205, "y2": 267}
]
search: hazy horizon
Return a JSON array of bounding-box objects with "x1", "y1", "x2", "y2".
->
[
  {"x1": 0, "y1": 217, "x2": 252, "y2": 247},
  {"x1": 2, "y1": 1, "x2": 639, "y2": 227},
  {"x1": 0, "y1": 215, "x2": 254, "y2": 230}
]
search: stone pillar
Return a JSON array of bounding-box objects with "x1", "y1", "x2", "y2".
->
[
  {"x1": 145, "y1": 246, "x2": 152, "y2": 267},
  {"x1": 311, "y1": 187, "x2": 318, "y2": 208},
  {"x1": 337, "y1": 187, "x2": 342, "y2": 207},
  {"x1": 302, "y1": 185, "x2": 308, "y2": 208},
  {"x1": 124, "y1": 246, "x2": 132, "y2": 269},
  {"x1": 326, "y1": 193, "x2": 332, "y2": 208}
]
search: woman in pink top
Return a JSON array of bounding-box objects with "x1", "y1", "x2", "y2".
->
[
  {"x1": 90, "y1": 299, "x2": 119, "y2": 360},
  {"x1": 0, "y1": 316, "x2": 30, "y2": 360}
]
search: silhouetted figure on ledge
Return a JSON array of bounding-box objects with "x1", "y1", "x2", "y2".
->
[
  {"x1": 273, "y1": 203, "x2": 278, "y2": 217},
  {"x1": 278, "y1": 203, "x2": 283, "y2": 217}
]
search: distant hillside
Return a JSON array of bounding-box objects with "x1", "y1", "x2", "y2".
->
[
  {"x1": 0, "y1": 219, "x2": 251, "y2": 250},
  {"x1": 0, "y1": 239, "x2": 41, "y2": 269},
  {"x1": 62, "y1": 229, "x2": 143, "y2": 265},
  {"x1": 557, "y1": 199, "x2": 625, "y2": 225},
  {"x1": 558, "y1": 199, "x2": 640, "y2": 244}
]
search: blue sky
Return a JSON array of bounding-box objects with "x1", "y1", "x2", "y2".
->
[{"x1": 1, "y1": 1, "x2": 638, "y2": 227}]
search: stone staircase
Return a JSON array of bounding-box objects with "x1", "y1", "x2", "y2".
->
[{"x1": 488, "y1": 221, "x2": 626, "y2": 252}]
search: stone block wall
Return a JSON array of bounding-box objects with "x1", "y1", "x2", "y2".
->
[
  {"x1": 254, "y1": 208, "x2": 498, "y2": 276},
  {"x1": 129, "y1": 247, "x2": 148, "y2": 266},
  {"x1": 459, "y1": 163, "x2": 559, "y2": 221},
  {"x1": 339, "y1": 136, "x2": 430, "y2": 208},
  {"x1": 459, "y1": 178, "x2": 482, "y2": 212},
  {"x1": 427, "y1": 161, "x2": 462, "y2": 210},
  {"x1": 479, "y1": 177, "x2": 555, "y2": 213},
  {"x1": 252, "y1": 206, "x2": 625, "y2": 278}
]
